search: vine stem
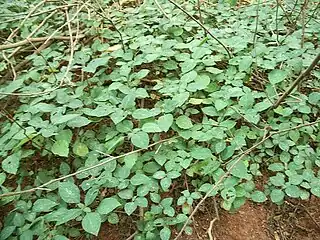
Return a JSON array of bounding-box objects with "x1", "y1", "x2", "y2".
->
[
  {"x1": 167, "y1": 0, "x2": 232, "y2": 58},
  {"x1": 174, "y1": 120, "x2": 320, "y2": 239},
  {"x1": 0, "y1": 137, "x2": 178, "y2": 198}
]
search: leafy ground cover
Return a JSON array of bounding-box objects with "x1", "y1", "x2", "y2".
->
[{"x1": 0, "y1": 0, "x2": 319, "y2": 239}]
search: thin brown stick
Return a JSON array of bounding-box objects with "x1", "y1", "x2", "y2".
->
[
  {"x1": 167, "y1": 0, "x2": 231, "y2": 58},
  {"x1": 0, "y1": 137, "x2": 178, "y2": 198},
  {"x1": 302, "y1": 205, "x2": 320, "y2": 229},
  {"x1": 154, "y1": 0, "x2": 170, "y2": 19},
  {"x1": 253, "y1": 0, "x2": 260, "y2": 48},
  {"x1": 174, "y1": 120, "x2": 320, "y2": 239},
  {"x1": 197, "y1": 0, "x2": 203, "y2": 24},
  {"x1": 300, "y1": 0, "x2": 308, "y2": 48},
  {"x1": 125, "y1": 231, "x2": 138, "y2": 240},
  {"x1": 0, "y1": 35, "x2": 85, "y2": 51},
  {"x1": 272, "y1": 53, "x2": 320, "y2": 109},
  {"x1": 1, "y1": 52, "x2": 16, "y2": 80}
]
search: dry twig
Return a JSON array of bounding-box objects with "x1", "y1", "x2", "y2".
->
[{"x1": 154, "y1": 0, "x2": 170, "y2": 19}]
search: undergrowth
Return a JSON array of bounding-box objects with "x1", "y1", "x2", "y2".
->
[{"x1": 0, "y1": 0, "x2": 319, "y2": 239}]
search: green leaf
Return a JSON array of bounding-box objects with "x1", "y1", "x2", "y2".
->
[
  {"x1": 13, "y1": 212, "x2": 25, "y2": 227},
  {"x1": 164, "y1": 60, "x2": 178, "y2": 70},
  {"x1": 254, "y1": 100, "x2": 272, "y2": 112},
  {"x1": 142, "y1": 122, "x2": 162, "y2": 133},
  {"x1": 85, "y1": 188, "x2": 99, "y2": 206},
  {"x1": 124, "y1": 202, "x2": 137, "y2": 215},
  {"x1": 83, "y1": 57, "x2": 109, "y2": 73},
  {"x1": 131, "y1": 131, "x2": 149, "y2": 149},
  {"x1": 110, "y1": 110, "x2": 127, "y2": 124},
  {"x1": 55, "y1": 129, "x2": 72, "y2": 142},
  {"x1": 268, "y1": 163, "x2": 284, "y2": 172},
  {"x1": 53, "y1": 236, "x2": 68, "y2": 240},
  {"x1": 270, "y1": 173, "x2": 285, "y2": 187},
  {"x1": 160, "y1": 177, "x2": 172, "y2": 190},
  {"x1": 51, "y1": 114, "x2": 80, "y2": 125},
  {"x1": 0, "y1": 226, "x2": 16, "y2": 240},
  {"x1": 239, "y1": 92, "x2": 254, "y2": 109},
  {"x1": 251, "y1": 191, "x2": 267, "y2": 203},
  {"x1": 214, "y1": 99, "x2": 228, "y2": 111},
  {"x1": 270, "y1": 189, "x2": 285, "y2": 203},
  {"x1": 97, "y1": 197, "x2": 121, "y2": 215},
  {"x1": 67, "y1": 116, "x2": 90, "y2": 128},
  {"x1": 58, "y1": 182, "x2": 80, "y2": 203},
  {"x1": 116, "y1": 120, "x2": 134, "y2": 133},
  {"x1": 118, "y1": 189, "x2": 134, "y2": 199},
  {"x1": 244, "y1": 109, "x2": 260, "y2": 124},
  {"x1": 215, "y1": 141, "x2": 226, "y2": 153},
  {"x1": 160, "y1": 227, "x2": 171, "y2": 240},
  {"x1": 190, "y1": 147, "x2": 212, "y2": 160},
  {"x1": 132, "y1": 108, "x2": 161, "y2": 119},
  {"x1": 124, "y1": 153, "x2": 138, "y2": 169},
  {"x1": 308, "y1": 92, "x2": 320, "y2": 105},
  {"x1": 105, "y1": 136, "x2": 124, "y2": 153},
  {"x1": 107, "y1": 212, "x2": 119, "y2": 224},
  {"x1": 2, "y1": 152, "x2": 21, "y2": 174},
  {"x1": 20, "y1": 230, "x2": 33, "y2": 240},
  {"x1": 239, "y1": 56, "x2": 253, "y2": 72},
  {"x1": 285, "y1": 185, "x2": 300, "y2": 198},
  {"x1": 229, "y1": 161, "x2": 248, "y2": 179},
  {"x1": 82, "y1": 212, "x2": 101, "y2": 236},
  {"x1": 48, "y1": 208, "x2": 82, "y2": 225},
  {"x1": 187, "y1": 75, "x2": 210, "y2": 91},
  {"x1": 133, "y1": 69, "x2": 149, "y2": 80},
  {"x1": 268, "y1": 69, "x2": 287, "y2": 84},
  {"x1": 130, "y1": 173, "x2": 151, "y2": 185},
  {"x1": 280, "y1": 152, "x2": 290, "y2": 163},
  {"x1": 289, "y1": 130, "x2": 300, "y2": 142},
  {"x1": 202, "y1": 106, "x2": 218, "y2": 116},
  {"x1": 191, "y1": 47, "x2": 211, "y2": 59},
  {"x1": 176, "y1": 116, "x2": 193, "y2": 129},
  {"x1": 52, "y1": 140, "x2": 69, "y2": 157},
  {"x1": 157, "y1": 114, "x2": 174, "y2": 132},
  {"x1": 73, "y1": 142, "x2": 89, "y2": 157},
  {"x1": 311, "y1": 183, "x2": 320, "y2": 197},
  {"x1": 180, "y1": 59, "x2": 197, "y2": 73},
  {"x1": 32, "y1": 199, "x2": 58, "y2": 212},
  {"x1": 83, "y1": 105, "x2": 113, "y2": 117}
]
